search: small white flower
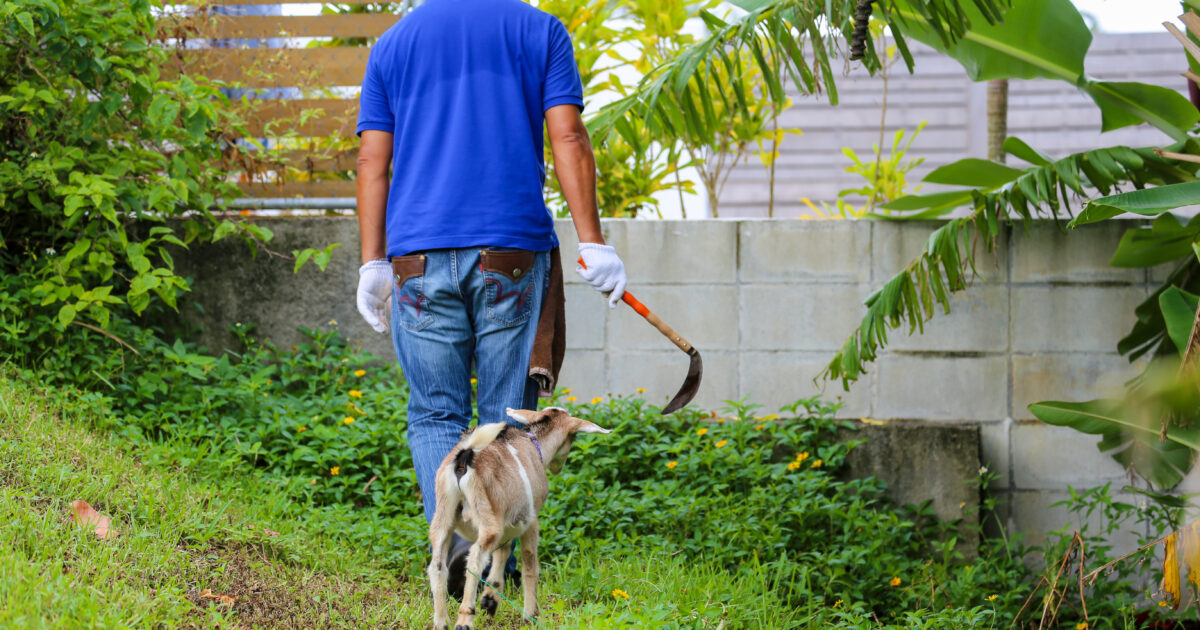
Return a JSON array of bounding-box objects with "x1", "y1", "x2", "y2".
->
[{"x1": 978, "y1": 466, "x2": 989, "y2": 475}]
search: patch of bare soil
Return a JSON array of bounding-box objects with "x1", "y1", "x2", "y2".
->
[{"x1": 183, "y1": 541, "x2": 407, "y2": 629}]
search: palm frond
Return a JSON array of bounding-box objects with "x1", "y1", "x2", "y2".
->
[
  {"x1": 823, "y1": 143, "x2": 1199, "y2": 388},
  {"x1": 587, "y1": 0, "x2": 1011, "y2": 143}
]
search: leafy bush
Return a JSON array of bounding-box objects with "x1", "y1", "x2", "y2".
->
[{"x1": 0, "y1": 0, "x2": 332, "y2": 377}]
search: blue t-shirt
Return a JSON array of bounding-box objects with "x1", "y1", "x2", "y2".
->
[{"x1": 356, "y1": 0, "x2": 584, "y2": 257}]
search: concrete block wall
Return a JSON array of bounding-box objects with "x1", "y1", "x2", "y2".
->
[{"x1": 175, "y1": 216, "x2": 1162, "y2": 543}]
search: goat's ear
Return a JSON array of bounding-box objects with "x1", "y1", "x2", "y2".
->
[
  {"x1": 505, "y1": 408, "x2": 539, "y2": 425},
  {"x1": 574, "y1": 420, "x2": 611, "y2": 435}
]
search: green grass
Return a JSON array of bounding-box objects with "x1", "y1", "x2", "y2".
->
[
  {"x1": 0, "y1": 372, "x2": 1005, "y2": 629},
  {"x1": 0, "y1": 373, "x2": 801, "y2": 629}
]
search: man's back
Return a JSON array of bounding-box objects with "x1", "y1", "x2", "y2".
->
[{"x1": 357, "y1": 0, "x2": 584, "y2": 257}]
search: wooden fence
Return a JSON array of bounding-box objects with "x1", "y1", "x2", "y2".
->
[{"x1": 164, "y1": 1, "x2": 400, "y2": 200}]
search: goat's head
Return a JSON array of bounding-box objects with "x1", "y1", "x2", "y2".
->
[{"x1": 505, "y1": 406, "x2": 610, "y2": 474}]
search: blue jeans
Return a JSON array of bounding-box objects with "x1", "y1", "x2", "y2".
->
[{"x1": 390, "y1": 246, "x2": 550, "y2": 522}]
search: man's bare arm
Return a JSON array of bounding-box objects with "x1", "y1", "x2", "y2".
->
[
  {"x1": 545, "y1": 104, "x2": 604, "y2": 245},
  {"x1": 357, "y1": 130, "x2": 394, "y2": 263}
]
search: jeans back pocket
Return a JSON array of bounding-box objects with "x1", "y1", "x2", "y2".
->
[
  {"x1": 392, "y1": 254, "x2": 434, "y2": 332},
  {"x1": 480, "y1": 249, "x2": 537, "y2": 328}
]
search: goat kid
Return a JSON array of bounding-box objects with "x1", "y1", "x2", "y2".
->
[{"x1": 427, "y1": 407, "x2": 610, "y2": 630}]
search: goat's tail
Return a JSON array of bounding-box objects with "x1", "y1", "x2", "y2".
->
[
  {"x1": 453, "y1": 423, "x2": 506, "y2": 479},
  {"x1": 464, "y1": 422, "x2": 506, "y2": 452}
]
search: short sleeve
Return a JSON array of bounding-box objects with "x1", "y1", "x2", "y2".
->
[
  {"x1": 543, "y1": 19, "x2": 584, "y2": 113},
  {"x1": 357, "y1": 47, "x2": 395, "y2": 136}
]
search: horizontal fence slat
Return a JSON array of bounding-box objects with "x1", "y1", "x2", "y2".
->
[
  {"x1": 164, "y1": 14, "x2": 400, "y2": 39},
  {"x1": 238, "y1": 180, "x2": 358, "y2": 197},
  {"x1": 253, "y1": 149, "x2": 360, "y2": 172},
  {"x1": 171, "y1": 47, "x2": 368, "y2": 87},
  {"x1": 240, "y1": 98, "x2": 359, "y2": 136}
]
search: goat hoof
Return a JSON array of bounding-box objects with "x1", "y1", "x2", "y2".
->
[
  {"x1": 481, "y1": 594, "x2": 498, "y2": 616},
  {"x1": 454, "y1": 625, "x2": 472, "y2": 630}
]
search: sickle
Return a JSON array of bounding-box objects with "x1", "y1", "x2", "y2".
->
[{"x1": 578, "y1": 257, "x2": 703, "y2": 415}]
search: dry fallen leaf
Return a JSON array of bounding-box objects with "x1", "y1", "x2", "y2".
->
[
  {"x1": 200, "y1": 588, "x2": 237, "y2": 607},
  {"x1": 70, "y1": 500, "x2": 117, "y2": 540}
]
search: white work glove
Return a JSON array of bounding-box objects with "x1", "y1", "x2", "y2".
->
[
  {"x1": 357, "y1": 259, "x2": 392, "y2": 333},
  {"x1": 577, "y1": 242, "x2": 626, "y2": 308}
]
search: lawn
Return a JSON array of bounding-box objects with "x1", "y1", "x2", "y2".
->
[{"x1": 0, "y1": 373, "x2": 842, "y2": 629}]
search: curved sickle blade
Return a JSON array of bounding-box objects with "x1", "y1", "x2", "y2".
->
[{"x1": 661, "y1": 347, "x2": 703, "y2": 415}]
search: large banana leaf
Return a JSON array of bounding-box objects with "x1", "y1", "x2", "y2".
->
[
  {"x1": 1074, "y1": 181, "x2": 1200, "y2": 226},
  {"x1": 1031, "y1": 398, "x2": 1200, "y2": 489},
  {"x1": 1083, "y1": 82, "x2": 1200, "y2": 142},
  {"x1": 888, "y1": 0, "x2": 1198, "y2": 140},
  {"x1": 886, "y1": 0, "x2": 1088, "y2": 83},
  {"x1": 1109, "y1": 214, "x2": 1200, "y2": 268},
  {"x1": 1161, "y1": 286, "x2": 1200, "y2": 355}
]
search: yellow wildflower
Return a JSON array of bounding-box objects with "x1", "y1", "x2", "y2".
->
[
  {"x1": 348, "y1": 390, "x2": 363, "y2": 399},
  {"x1": 755, "y1": 423, "x2": 765, "y2": 430},
  {"x1": 985, "y1": 594, "x2": 997, "y2": 602},
  {"x1": 330, "y1": 466, "x2": 340, "y2": 476},
  {"x1": 812, "y1": 459, "x2": 824, "y2": 468},
  {"x1": 343, "y1": 417, "x2": 355, "y2": 425},
  {"x1": 715, "y1": 440, "x2": 728, "y2": 448},
  {"x1": 1159, "y1": 600, "x2": 1169, "y2": 607},
  {"x1": 566, "y1": 396, "x2": 577, "y2": 402},
  {"x1": 470, "y1": 377, "x2": 478, "y2": 385},
  {"x1": 611, "y1": 589, "x2": 629, "y2": 600},
  {"x1": 889, "y1": 576, "x2": 901, "y2": 587},
  {"x1": 297, "y1": 426, "x2": 307, "y2": 432},
  {"x1": 354, "y1": 369, "x2": 366, "y2": 377},
  {"x1": 1076, "y1": 623, "x2": 1088, "y2": 630},
  {"x1": 833, "y1": 599, "x2": 843, "y2": 608},
  {"x1": 787, "y1": 461, "x2": 800, "y2": 471},
  {"x1": 716, "y1": 417, "x2": 725, "y2": 423},
  {"x1": 563, "y1": 388, "x2": 573, "y2": 394},
  {"x1": 591, "y1": 397, "x2": 603, "y2": 404},
  {"x1": 666, "y1": 461, "x2": 678, "y2": 470},
  {"x1": 795, "y1": 451, "x2": 809, "y2": 462},
  {"x1": 696, "y1": 428, "x2": 708, "y2": 436},
  {"x1": 636, "y1": 388, "x2": 646, "y2": 393}
]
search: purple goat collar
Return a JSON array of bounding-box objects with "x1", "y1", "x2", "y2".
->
[{"x1": 525, "y1": 432, "x2": 542, "y2": 460}]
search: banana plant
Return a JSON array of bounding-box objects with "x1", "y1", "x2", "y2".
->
[{"x1": 821, "y1": 2, "x2": 1200, "y2": 488}]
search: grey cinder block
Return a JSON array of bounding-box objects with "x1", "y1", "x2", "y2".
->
[
  {"x1": 607, "y1": 285, "x2": 739, "y2": 351},
  {"x1": 1011, "y1": 353, "x2": 1141, "y2": 421},
  {"x1": 606, "y1": 349, "x2": 738, "y2": 413},
  {"x1": 1010, "y1": 423, "x2": 1128, "y2": 490},
  {"x1": 740, "y1": 283, "x2": 873, "y2": 352},
  {"x1": 1011, "y1": 286, "x2": 1147, "y2": 353},
  {"x1": 876, "y1": 354, "x2": 1008, "y2": 421},
  {"x1": 739, "y1": 351, "x2": 871, "y2": 418},
  {"x1": 1011, "y1": 222, "x2": 1143, "y2": 284},
  {"x1": 739, "y1": 220, "x2": 871, "y2": 284}
]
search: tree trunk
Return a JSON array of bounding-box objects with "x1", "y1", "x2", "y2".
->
[{"x1": 986, "y1": 79, "x2": 1008, "y2": 163}]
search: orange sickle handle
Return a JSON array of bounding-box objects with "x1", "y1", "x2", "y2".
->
[{"x1": 577, "y1": 256, "x2": 692, "y2": 353}]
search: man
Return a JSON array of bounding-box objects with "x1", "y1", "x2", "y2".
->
[{"x1": 353, "y1": 0, "x2": 625, "y2": 596}]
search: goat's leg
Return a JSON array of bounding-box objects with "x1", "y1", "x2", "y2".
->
[
  {"x1": 480, "y1": 541, "x2": 511, "y2": 616},
  {"x1": 518, "y1": 521, "x2": 540, "y2": 622},
  {"x1": 454, "y1": 531, "x2": 497, "y2": 630},
  {"x1": 427, "y1": 484, "x2": 459, "y2": 629}
]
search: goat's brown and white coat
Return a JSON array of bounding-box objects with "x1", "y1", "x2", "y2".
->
[{"x1": 427, "y1": 407, "x2": 610, "y2": 630}]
